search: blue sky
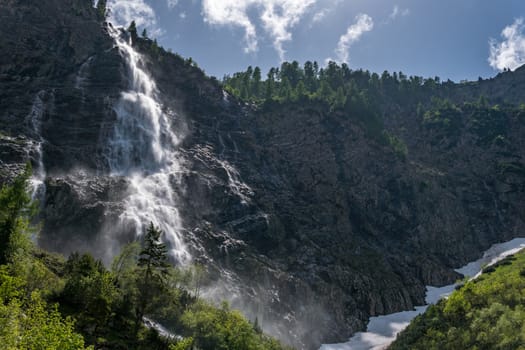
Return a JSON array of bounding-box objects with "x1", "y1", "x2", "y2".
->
[{"x1": 107, "y1": 0, "x2": 525, "y2": 82}]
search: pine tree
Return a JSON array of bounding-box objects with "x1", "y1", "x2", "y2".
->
[
  {"x1": 295, "y1": 80, "x2": 307, "y2": 100},
  {"x1": 128, "y1": 20, "x2": 138, "y2": 43},
  {"x1": 134, "y1": 222, "x2": 170, "y2": 333},
  {"x1": 138, "y1": 223, "x2": 170, "y2": 278},
  {"x1": 265, "y1": 68, "x2": 277, "y2": 100},
  {"x1": 252, "y1": 66, "x2": 262, "y2": 98},
  {"x1": 96, "y1": 0, "x2": 107, "y2": 21}
]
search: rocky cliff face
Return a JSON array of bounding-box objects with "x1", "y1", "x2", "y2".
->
[{"x1": 2, "y1": 1, "x2": 525, "y2": 349}]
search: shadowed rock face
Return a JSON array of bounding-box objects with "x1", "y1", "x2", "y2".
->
[
  {"x1": 2, "y1": 1, "x2": 525, "y2": 349},
  {"x1": 0, "y1": 0, "x2": 122, "y2": 174}
]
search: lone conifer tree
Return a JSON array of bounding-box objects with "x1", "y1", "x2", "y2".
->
[
  {"x1": 128, "y1": 20, "x2": 138, "y2": 42},
  {"x1": 134, "y1": 222, "x2": 170, "y2": 333}
]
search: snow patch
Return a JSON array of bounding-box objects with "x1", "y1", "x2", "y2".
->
[{"x1": 320, "y1": 237, "x2": 525, "y2": 350}]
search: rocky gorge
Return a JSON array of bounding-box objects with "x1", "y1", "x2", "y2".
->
[{"x1": 1, "y1": 1, "x2": 525, "y2": 349}]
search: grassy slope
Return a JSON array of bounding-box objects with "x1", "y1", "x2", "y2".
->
[{"x1": 389, "y1": 250, "x2": 525, "y2": 350}]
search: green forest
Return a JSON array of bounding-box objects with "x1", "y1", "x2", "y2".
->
[
  {"x1": 389, "y1": 251, "x2": 525, "y2": 349},
  {"x1": 0, "y1": 166, "x2": 290, "y2": 350},
  {"x1": 221, "y1": 61, "x2": 525, "y2": 156},
  {"x1": 222, "y1": 60, "x2": 449, "y2": 108}
]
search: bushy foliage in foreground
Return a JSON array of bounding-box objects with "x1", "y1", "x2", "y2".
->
[
  {"x1": 0, "y1": 168, "x2": 292, "y2": 350},
  {"x1": 389, "y1": 252, "x2": 525, "y2": 350},
  {"x1": 0, "y1": 165, "x2": 91, "y2": 349}
]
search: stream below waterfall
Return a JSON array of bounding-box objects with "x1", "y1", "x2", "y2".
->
[{"x1": 320, "y1": 238, "x2": 525, "y2": 350}]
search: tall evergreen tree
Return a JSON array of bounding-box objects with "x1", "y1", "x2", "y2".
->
[
  {"x1": 304, "y1": 61, "x2": 316, "y2": 92},
  {"x1": 252, "y1": 66, "x2": 262, "y2": 98},
  {"x1": 265, "y1": 68, "x2": 277, "y2": 100},
  {"x1": 134, "y1": 222, "x2": 170, "y2": 333},
  {"x1": 96, "y1": 0, "x2": 107, "y2": 21},
  {"x1": 128, "y1": 20, "x2": 138, "y2": 42}
]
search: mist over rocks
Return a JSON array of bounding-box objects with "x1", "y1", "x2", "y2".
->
[{"x1": 1, "y1": 1, "x2": 525, "y2": 349}]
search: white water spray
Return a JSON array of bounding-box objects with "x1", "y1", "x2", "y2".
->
[
  {"x1": 216, "y1": 157, "x2": 253, "y2": 205},
  {"x1": 26, "y1": 90, "x2": 46, "y2": 201},
  {"x1": 75, "y1": 56, "x2": 94, "y2": 91},
  {"x1": 107, "y1": 26, "x2": 190, "y2": 265}
]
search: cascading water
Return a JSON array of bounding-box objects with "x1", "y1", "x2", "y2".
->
[
  {"x1": 26, "y1": 90, "x2": 46, "y2": 201},
  {"x1": 75, "y1": 56, "x2": 94, "y2": 101},
  {"x1": 106, "y1": 26, "x2": 190, "y2": 265}
]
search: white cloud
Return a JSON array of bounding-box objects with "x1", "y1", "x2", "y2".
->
[
  {"x1": 312, "y1": 8, "x2": 329, "y2": 23},
  {"x1": 260, "y1": 0, "x2": 317, "y2": 60},
  {"x1": 389, "y1": 5, "x2": 409, "y2": 20},
  {"x1": 167, "y1": 0, "x2": 179, "y2": 9},
  {"x1": 201, "y1": 0, "x2": 317, "y2": 60},
  {"x1": 108, "y1": 0, "x2": 164, "y2": 37},
  {"x1": 311, "y1": 0, "x2": 343, "y2": 25},
  {"x1": 335, "y1": 13, "x2": 374, "y2": 64},
  {"x1": 180, "y1": 12, "x2": 187, "y2": 19},
  {"x1": 489, "y1": 18, "x2": 525, "y2": 71},
  {"x1": 201, "y1": 0, "x2": 258, "y2": 53}
]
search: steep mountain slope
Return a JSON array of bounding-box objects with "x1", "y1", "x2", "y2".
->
[{"x1": 1, "y1": 1, "x2": 525, "y2": 349}]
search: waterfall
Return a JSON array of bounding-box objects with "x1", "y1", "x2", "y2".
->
[
  {"x1": 216, "y1": 157, "x2": 253, "y2": 205},
  {"x1": 26, "y1": 90, "x2": 46, "y2": 201},
  {"x1": 106, "y1": 26, "x2": 190, "y2": 265},
  {"x1": 75, "y1": 56, "x2": 94, "y2": 95}
]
